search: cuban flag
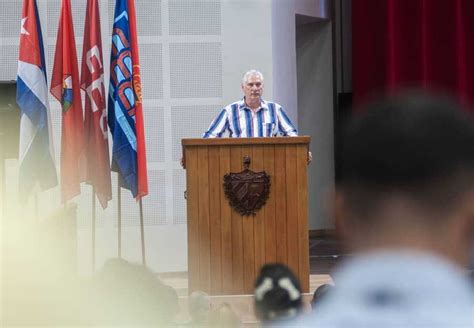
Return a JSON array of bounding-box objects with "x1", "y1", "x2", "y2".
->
[
  {"x1": 16, "y1": 0, "x2": 57, "y2": 200},
  {"x1": 108, "y1": 0, "x2": 148, "y2": 199}
]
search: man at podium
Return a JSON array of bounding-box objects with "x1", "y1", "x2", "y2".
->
[{"x1": 203, "y1": 70, "x2": 298, "y2": 138}]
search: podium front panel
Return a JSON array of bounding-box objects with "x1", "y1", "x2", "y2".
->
[{"x1": 183, "y1": 137, "x2": 310, "y2": 295}]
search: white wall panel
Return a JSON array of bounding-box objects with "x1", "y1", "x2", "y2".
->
[
  {"x1": 47, "y1": 0, "x2": 87, "y2": 38},
  {"x1": 140, "y1": 43, "x2": 163, "y2": 99},
  {"x1": 169, "y1": 42, "x2": 222, "y2": 98},
  {"x1": 144, "y1": 106, "x2": 165, "y2": 162},
  {"x1": 172, "y1": 168, "x2": 186, "y2": 224},
  {"x1": 0, "y1": 45, "x2": 19, "y2": 80},
  {"x1": 0, "y1": 1, "x2": 23, "y2": 37},
  {"x1": 169, "y1": 0, "x2": 221, "y2": 36}
]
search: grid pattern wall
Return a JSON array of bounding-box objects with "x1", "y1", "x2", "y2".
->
[
  {"x1": 0, "y1": 45, "x2": 19, "y2": 81},
  {"x1": 46, "y1": 45, "x2": 57, "y2": 102},
  {"x1": 169, "y1": 0, "x2": 221, "y2": 36},
  {"x1": 108, "y1": 0, "x2": 116, "y2": 36},
  {"x1": 1, "y1": 0, "x2": 223, "y2": 272},
  {"x1": 144, "y1": 106, "x2": 165, "y2": 162},
  {"x1": 140, "y1": 43, "x2": 163, "y2": 99},
  {"x1": 108, "y1": 0, "x2": 162, "y2": 37},
  {"x1": 47, "y1": 0, "x2": 87, "y2": 38},
  {"x1": 172, "y1": 168, "x2": 186, "y2": 224},
  {"x1": 171, "y1": 105, "x2": 222, "y2": 161},
  {"x1": 119, "y1": 169, "x2": 167, "y2": 226},
  {"x1": 50, "y1": 106, "x2": 62, "y2": 164},
  {"x1": 170, "y1": 42, "x2": 222, "y2": 98},
  {"x1": 0, "y1": 1, "x2": 23, "y2": 37},
  {"x1": 135, "y1": 0, "x2": 162, "y2": 36}
]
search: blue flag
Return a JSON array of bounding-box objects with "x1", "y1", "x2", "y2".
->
[{"x1": 108, "y1": 0, "x2": 148, "y2": 198}]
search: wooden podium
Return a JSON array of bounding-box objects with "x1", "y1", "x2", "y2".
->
[{"x1": 182, "y1": 136, "x2": 310, "y2": 295}]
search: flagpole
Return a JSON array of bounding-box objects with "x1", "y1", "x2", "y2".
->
[
  {"x1": 0, "y1": 139, "x2": 5, "y2": 221},
  {"x1": 34, "y1": 194, "x2": 39, "y2": 223},
  {"x1": 139, "y1": 198, "x2": 146, "y2": 266},
  {"x1": 91, "y1": 186, "x2": 96, "y2": 272},
  {"x1": 117, "y1": 179, "x2": 122, "y2": 258}
]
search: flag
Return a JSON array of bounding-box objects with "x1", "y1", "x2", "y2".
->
[
  {"x1": 50, "y1": 0, "x2": 85, "y2": 203},
  {"x1": 108, "y1": 0, "x2": 148, "y2": 199},
  {"x1": 16, "y1": 0, "x2": 57, "y2": 200},
  {"x1": 81, "y1": 0, "x2": 112, "y2": 209}
]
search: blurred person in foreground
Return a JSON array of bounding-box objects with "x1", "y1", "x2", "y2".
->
[
  {"x1": 310, "y1": 284, "x2": 333, "y2": 310},
  {"x1": 82, "y1": 258, "x2": 179, "y2": 326},
  {"x1": 254, "y1": 263, "x2": 303, "y2": 326},
  {"x1": 299, "y1": 92, "x2": 474, "y2": 327},
  {"x1": 187, "y1": 290, "x2": 212, "y2": 326},
  {"x1": 208, "y1": 303, "x2": 241, "y2": 327}
]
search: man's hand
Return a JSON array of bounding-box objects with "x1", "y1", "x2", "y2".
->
[{"x1": 307, "y1": 151, "x2": 312, "y2": 165}]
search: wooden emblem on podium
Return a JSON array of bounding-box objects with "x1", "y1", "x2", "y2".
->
[{"x1": 223, "y1": 155, "x2": 270, "y2": 216}]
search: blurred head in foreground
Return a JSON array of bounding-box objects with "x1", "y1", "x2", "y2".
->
[
  {"x1": 296, "y1": 91, "x2": 474, "y2": 327},
  {"x1": 188, "y1": 290, "x2": 211, "y2": 325},
  {"x1": 336, "y1": 91, "x2": 474, "y2": 267},
  {"x1": 208, "y1": 303, "x2": 241, "y2": 327},
  {"x1": 311, "y1": 284, "x2": 333, "y2": 309},
  {"x1": 254, "y1": 263, "x2": 302, "y2": 324},
  {"x1": 84, "y1": 258, "x2": 179, "y2": 326}
]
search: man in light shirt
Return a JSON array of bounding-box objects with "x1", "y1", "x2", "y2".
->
[
  {"x1": 203, "y1": 70, "x2": 298, "y2": 138},
  {"x1": 299, "y1": 92, "x2": 474, "y2": 327}
]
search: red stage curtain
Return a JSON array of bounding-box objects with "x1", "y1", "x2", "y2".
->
[{"x1": 352, "y1": 0, "x2": 474, "y2": 109}]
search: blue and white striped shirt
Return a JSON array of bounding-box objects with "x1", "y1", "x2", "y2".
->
[{"x1": 203, "y1": 99, "x2": 298, "y2": 138}]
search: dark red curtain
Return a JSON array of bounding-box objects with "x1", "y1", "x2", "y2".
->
[{"x1": 352, "y1": 0, "x2": 474, "y2": 109}]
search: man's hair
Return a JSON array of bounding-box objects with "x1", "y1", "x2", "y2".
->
[
  {"x1": 188, "y1": 290, "x2": 211, "y2": 324},
  {"x1": 254, "y1": 263, "x2": 302, "y2": 322},
  {"x1": 341, "y1": 91, "x2": 474, "y2": 216},
  {"x1": 208, "y1": 303, "x2": 241, "y2": 327},
  {"x1": 311, "y1": 284, "x2": 333, "y2": 308},
  {"x1": 242, "y1": 69, "x2": 264, "y2": 84}
]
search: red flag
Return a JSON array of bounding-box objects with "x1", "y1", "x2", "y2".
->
[
  {"x1": 50, "y1": 0, "x2": 85, "y2": 203},
  {"x1": 128, "y1": 0, "x2": 148, "y2": 199},
  {"x1": 81, "y1": 0, "x2": 112, "y2": 208}
]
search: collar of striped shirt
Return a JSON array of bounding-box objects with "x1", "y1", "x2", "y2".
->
[{"x1": 238, "y1": 98, "x2": 269, "y2": 112}]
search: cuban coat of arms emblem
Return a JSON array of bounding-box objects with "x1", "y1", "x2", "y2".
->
[{"x1": 223, "y1": 156, "x2": 271, "y2": 216}]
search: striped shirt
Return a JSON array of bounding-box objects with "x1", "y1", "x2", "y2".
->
[{"x1": 203, "y1": 99, "x2": 298, "y2": 138}]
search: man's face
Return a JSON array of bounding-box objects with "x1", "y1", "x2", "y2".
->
[{"x1": 242, "y1": 74, "x2": 264, "y2": 101}]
